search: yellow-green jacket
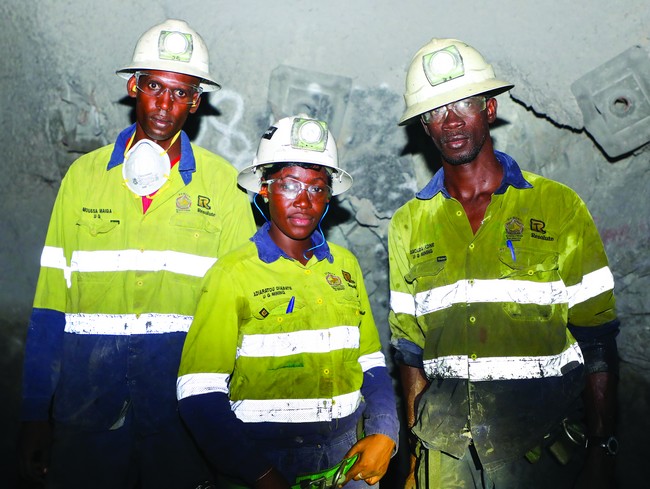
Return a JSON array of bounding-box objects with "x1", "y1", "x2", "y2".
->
[
  {"x1": 177, "y1": 224, "x2": 399, "y2": 481},
  {"x1": 21, "y1": 124, "x2": 256, "y2": 433},
  {"x1": 389, "y1": 150, "x2": 617, "y2": 465}
]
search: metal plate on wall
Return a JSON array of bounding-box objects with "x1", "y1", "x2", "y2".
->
[
  {"x1": 571, "y1": 46, "x2": 650, "y2": 158},
  {"x1": 268, "y1": 65, "x2": 352, "y2": 140}
]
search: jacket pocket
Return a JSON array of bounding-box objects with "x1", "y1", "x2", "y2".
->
[{"x1": 498, "y1": 247, "x2": 560, "y2": 321}]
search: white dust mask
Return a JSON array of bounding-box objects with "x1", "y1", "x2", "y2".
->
[{"x1": 122, "y1": 139, "x2": 172, "y2": 197}]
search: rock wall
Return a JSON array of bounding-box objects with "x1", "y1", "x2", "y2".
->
[{"x1": 1, "y1": 1, "x2": 648, "y2": 486}]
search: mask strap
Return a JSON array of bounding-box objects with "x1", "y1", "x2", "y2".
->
[
  {"x1": 303, "y1": 203, "x2": 330, "y2": 261},
  {"x1": 123, "y1": 131, "x2": 181, "y2": 157},
  {"x1": 123, "y1": 131, "x2": 137, "y2": 157},
  {"x1": 161, "y1": 131, "x2": 181, "y2": 155}
]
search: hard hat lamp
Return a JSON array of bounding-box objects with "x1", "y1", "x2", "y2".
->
[
  {"x1": 158, "y1": 31, "x2": 193, "y2": 62},
  {"x1": 291, "y1": 118, "x2": 328, "y2": 152},
  {"x1": 423, "y1": 46, "x2": 465, "y2": 87}
]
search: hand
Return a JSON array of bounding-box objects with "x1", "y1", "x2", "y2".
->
[
  {"x1": 403, "y1": 452, "x2": 417, "y2": 489},
  {"x1": 340, "y1": 434, "x2": 395, "y2": 487},
  {"x1": 17, "y1": 420, "x2": 52, "y2": 485},
  {"x1": 573, "y1": 445, "x2": 616, "y2": 489},
  {"x1": 253, "y1": 467, "x2": 292, "y2": 489}
]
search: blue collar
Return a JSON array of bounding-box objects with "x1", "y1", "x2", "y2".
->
[
  {"x1": 416, "y1": 150, "x2": 533, "y2": 200},
  {"x1": 106, "y1": 123, "x2": 196, "y2": 185},
  {"x1": 251, "y1": 222, "x2": 334, "y2": 264}
]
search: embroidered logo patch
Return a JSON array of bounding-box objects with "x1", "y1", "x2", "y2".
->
[
  {"x1": 176, "y1": 193, "x2": 192, "y2": 212},
  {"x1": 325, "y1": 273, "x2": 345, "y2": 291},
  {"x1": 505, "y1": 216, "x2": 524, "y2": 241},
  {"x1": 259, "y1": 308, "x2": 269, "y2": 318},
  {"x1": 530, "y1": 219, "x2": 545, "y2": 233},
  {"x1": 530, "y1": 218, "x2": 555, "y2": 241},
  {"x1": 326, "y1": 273, "x2": 342, "y2": 286},
  {"x1": 198, "y1": 195, "x2": 211, "y2": 210},
  {"x1": 342, "y1": 270, "x2": 357, "y2": 288},
  {"x1": 197, "y1": 195, "x2": 215, "y2": 217}
]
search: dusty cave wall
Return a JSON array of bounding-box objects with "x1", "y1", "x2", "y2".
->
[{"x1": 1, "y1": 0, "x2": 649, "y2": 484}]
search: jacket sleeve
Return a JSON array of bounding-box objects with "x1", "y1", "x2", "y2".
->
[
  {"x1": 388, "y1": 205, "x2": 426, "y2": 365},
  {"x1": 569, "y1": 320, "x2": 620, "y2": 375},
  {"x1": 560, "y1": 197, "x2": 617, "y2": 328},
  {"x1": 21, "y1": 171, "x2": 75, "y2": 421},
  {"x1": 356, "y1": 258, "x2": 400, "y2": 449},
  {"x1": 558, "y1": 196, "x2": 618, "y2": 373}
]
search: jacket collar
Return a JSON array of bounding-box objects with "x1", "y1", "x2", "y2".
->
[
  {"x1": 251, "y1": 222, "x2": 334, "y2": 264},
  {"x1": 416, "y1": 150, "x2": 533, "y2": 200}
]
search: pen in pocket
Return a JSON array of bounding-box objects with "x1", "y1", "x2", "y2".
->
[
  {"x1": 506, "y1": 239, "x2": 516, "y2": 261},
  {"x1": 286, "y1": 296, "x2": 295, "y2": 314}
]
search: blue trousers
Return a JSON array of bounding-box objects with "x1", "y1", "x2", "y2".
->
[{"x1": 46, "y1": 410, "x2": 213, "y2": 489}]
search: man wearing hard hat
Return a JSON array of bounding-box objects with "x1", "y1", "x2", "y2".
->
[
  {"x1": 18, "y1": 19, "x2": 255, "y2": 488},
  {"x1": 389, "y1": 39, "x2": 619, "y2": 488}
]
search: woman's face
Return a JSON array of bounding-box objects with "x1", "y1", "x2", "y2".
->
[{"x1": 262, "y1": 165, "x2": 331, "y2": 249}]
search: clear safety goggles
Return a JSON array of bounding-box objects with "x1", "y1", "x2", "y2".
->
[
  {"x1": 421, "y1": 96, "x2": 487, "y2": 124},
  {"x1": 134, "y1": 71, "x2": 203, "y2": 105},
  {"x1": 263, "y1": 177, "x2": 331, "y2": 202}
]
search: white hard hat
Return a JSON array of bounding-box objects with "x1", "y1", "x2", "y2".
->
[
  {"x1": 238, "y1": 115, "x2": 353, "y2": 196},
  {"x1": 116, "y1": 19, "x2": 220, "y2": 92},
  {"x1": 399, "y1": 38, "x2": 513, "y2": 125}
]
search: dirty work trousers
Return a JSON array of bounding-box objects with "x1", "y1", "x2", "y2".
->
[{"x1": 46, "y1": 409, "x2": 213, "y2": 489}]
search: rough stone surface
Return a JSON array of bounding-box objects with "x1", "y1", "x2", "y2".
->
[{"x1": 1, "y1": 1, "x2": 648, "y2": 487}]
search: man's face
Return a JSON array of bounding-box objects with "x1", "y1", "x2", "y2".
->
[
  {"x1": 261, "y1": 165, "x2": 331, "y2": 248},
  {"x1": 421, "y1": 97, "x2": 497, "y2": 166},
  {"x1": 127, "y1": 70, "x2": 201, "y2": 145}
]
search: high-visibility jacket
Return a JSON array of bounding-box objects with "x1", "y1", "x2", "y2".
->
[
  {"x1": 177, "y1": 223, "x2": 398, "y2": 476},
  {"x1": 21, "y1": 124, "x2": 256, "y2": 432},
  {"x1": 388, "y1": 151, "x2": 617, "y2": 465}
]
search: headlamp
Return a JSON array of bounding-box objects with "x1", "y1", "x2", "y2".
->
[
  {"x1": 158, "y1": 30, "x2": 193, "y2": 62},
  {"x1": 291, "y1": 118, "x2": 328, "y2": 152},
  {"x1": 422, "y1": 45, "x2": 465, "y2": 87}
]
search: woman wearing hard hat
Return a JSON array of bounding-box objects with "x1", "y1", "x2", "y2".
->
[{"x1": 177, "y1": 115, "x2": 399, "y2": 489}]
